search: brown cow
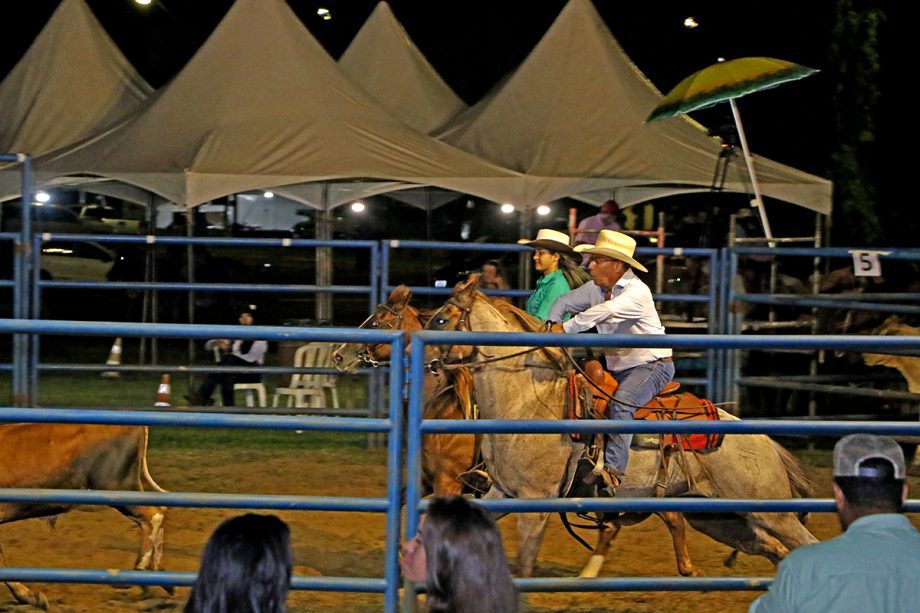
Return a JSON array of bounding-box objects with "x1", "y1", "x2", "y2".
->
[{"x1": 1, "y1": 424, "x2": 168, "y2": 609}]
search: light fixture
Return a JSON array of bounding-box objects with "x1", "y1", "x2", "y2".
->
[
  {"x1": 683, "y1": 17, "x2": 699, "y2": 29},
  {"x1": 317, "y1": 7, "x2": 332, "y2": 20},
  {"x1": 263, "y1": 191, "x2": 274, "y2": 199},
  {"x1": 717, "y1": 57, "x2": 726, "y2": 63},
  {"x1": 500, "y1": 203, "x2": 515, "y2": 214},
  {"x1": 134, "y1": 0, "x2": 153, "y2": 6},
  {"x1": 351, "y1": 201, "x2": 366, "y2": 213},
  {"x1": 536, "y1": 205, "x2": 551, "y2": 216},
  {"x1": 35, "y1": 191, "x2": 51, "y2": 203}
]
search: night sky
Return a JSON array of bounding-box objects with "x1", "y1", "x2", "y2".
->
[{"x1": 3, "y1": 1, "x2": 906, "y2": 241}]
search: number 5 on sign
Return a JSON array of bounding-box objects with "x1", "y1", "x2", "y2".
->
[{"x1": 850, "y1": 251, "x2": 883, "y2": 277}]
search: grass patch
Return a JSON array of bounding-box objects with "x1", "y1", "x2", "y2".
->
[{"x1": 151, "y1": 426, "x2": 366, "y2": 450}]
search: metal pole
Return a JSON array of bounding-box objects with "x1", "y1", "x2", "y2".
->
[
  {"x1": 383, "y1": 335, "x2": 405, "y2": 613},
  {"x1": 29, "y1": 235, "x2": 41, "y2": 403},
  {"x1": 729, "y1": 98, "x2": 774, "y2": 243},
  {"x1": 316, "y1": 185, "x2": 332, "y2": 323},
  {"x1": 186, "y1": 208, "x2": 195, "y2": 392}
]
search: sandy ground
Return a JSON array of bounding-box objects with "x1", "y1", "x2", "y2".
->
[{"x1": 2, "y1": 441, "x2": 918, "y2": 613}]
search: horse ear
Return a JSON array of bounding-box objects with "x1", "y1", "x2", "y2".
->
[
  {"x1": 390, "y1": 284, "x2": 412, "y2": 306},
  {"x1": 452, "y1": 273, "x2": 481, "y2": 296}
]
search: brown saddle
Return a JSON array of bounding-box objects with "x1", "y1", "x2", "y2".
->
[{"x1": 566, "y1": 360, "x2": 723, "y2": 451}]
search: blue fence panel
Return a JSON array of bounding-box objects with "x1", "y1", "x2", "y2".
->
[
  {"x1": 0, "y1": 319, "x2": 404, "y2": 612},
  {"x1": 405, "y1": 328, "x2": 920, "y2": 599}
]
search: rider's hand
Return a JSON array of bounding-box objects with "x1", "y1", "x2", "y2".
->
[{"x1": 548, "y1": 322, "x2": 565, "y2": 334}]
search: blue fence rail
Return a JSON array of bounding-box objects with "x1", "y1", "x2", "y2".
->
[
  {"x1": 0, "y1": 319, "x2": 405, "y2": 613},
  {"x1": 403, "y1": 328, "x2": 920, "y2": 599}
]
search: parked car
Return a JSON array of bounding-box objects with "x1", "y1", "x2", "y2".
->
[
  {"x1": 1, "y1": 203, "x2": 113, "y2": 234},
  {"x1": 38, "y1": 240, "x2": 115, "y2": 282},
  {"x1": 79, "y1": 204, "x2": 144, "y2": 234}
]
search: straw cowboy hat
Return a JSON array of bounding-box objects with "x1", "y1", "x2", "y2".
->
[
  {"x1": 574, "y1": 229, "x2": 648, "y2": 272},
  {"x1": 517, "y1": 228, "x2": 577, "y2": 256}
]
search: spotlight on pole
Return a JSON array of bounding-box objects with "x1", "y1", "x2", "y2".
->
[
  {"x1": 500, "y1": 203, "x2": 515, "y2": 214},
  {"x1": 536, "y1": 205, "x2": 551, "y2": 216},
  {"x1": 351, "y1": 201, "x2": 366, "y2": 213}
]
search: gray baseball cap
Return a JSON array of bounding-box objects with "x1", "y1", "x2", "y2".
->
[{"x1": 834, "y1": 434, "x2": 905, "y2": 479}]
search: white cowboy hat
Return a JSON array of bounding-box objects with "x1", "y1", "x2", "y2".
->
[
  {"x1": 517, "y1": 228, "x2": 576, "y2": 256},
  {"x1": 574, "y1": 229, "x2": 648, "y2": 272}
]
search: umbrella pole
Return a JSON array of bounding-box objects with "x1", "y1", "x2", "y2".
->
[{"x1": 729, "y1": 98, "x2": 775, "y2": 245}]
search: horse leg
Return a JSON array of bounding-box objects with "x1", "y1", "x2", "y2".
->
[
  {"x1": 656, "y1": 512, "x2": 701, "y2": 577},
  {"x1": 515, "y1": 512, "x2": 551, "y2": 577},
  {"x1": 578, "y1": 519, "x2": 621, "y2": 578},
  {"x1": 686, "y1": 514, "x2": 790, "y2": 566},
  {"x1": 1, "y1": 544, "x2": 49, "y2": 610}
]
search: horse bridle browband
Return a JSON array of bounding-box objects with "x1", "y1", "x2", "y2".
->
[{"x1": 356, "y1": 303, "x2": 407, "y2": 367}]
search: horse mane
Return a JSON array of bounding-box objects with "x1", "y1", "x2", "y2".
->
[{"x1": 471, "y1": 291, "x2": 568, "y2": 371}]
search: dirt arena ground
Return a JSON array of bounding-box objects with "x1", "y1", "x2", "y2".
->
[{"x1": 2, "y1": 438, "x2": 919, "y2": 613}]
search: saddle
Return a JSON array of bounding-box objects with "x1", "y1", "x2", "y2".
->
[{"x1": 565, "y1": 360, "x2": 723, "y2": 452}]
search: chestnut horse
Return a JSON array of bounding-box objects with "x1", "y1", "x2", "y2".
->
[
  {"x1": 424, "y1": 275, "x2": 817, "y2": 578},
  {"x1": 332, "y1": 285, "x2": 477, "y2": 497}
]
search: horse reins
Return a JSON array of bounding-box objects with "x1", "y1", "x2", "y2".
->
[{"x1": 355, "y1": 303, "x2": 406, "y2": 367}]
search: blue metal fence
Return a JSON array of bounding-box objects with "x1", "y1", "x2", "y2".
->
[
  {"x1": 0, "y1": 319, "x2": 405, "y2": 612},
  {"x1": 404, "y1": 329, "x2": 920, "y2": 597}
]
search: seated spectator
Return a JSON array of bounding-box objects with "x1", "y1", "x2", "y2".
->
[
  {"x1": 185, "y1": 513, "x2": 292, "y2": 613},
  {"x1": 185, "y1": 309, "x2": 267, "y2": 406},
  {"x1": 749, "y1": 433, "x2": 920, "y2": 612},
  {"x1": 401, "y1": 496, "x2": 517, "y2": 613}
]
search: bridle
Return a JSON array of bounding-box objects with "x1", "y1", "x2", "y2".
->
[{"x1": 354, "y1": 302, "x2": 407, "y2": 367}]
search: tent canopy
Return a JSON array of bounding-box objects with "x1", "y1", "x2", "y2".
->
[
  {"x1": 0, "y1": 0, "x2": 152, "y2": 157},
  {"x1": 339, "y1": 2, "x2": 467, "y2": 135},
  {"x1": 436, "y1": 0, "x2": 832, "y2": 214},
  {"x1": 11, "y1": 0, "x2": 521, "y2": 207}
]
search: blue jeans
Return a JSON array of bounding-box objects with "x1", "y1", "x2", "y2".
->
[{"x1": 606, "y1": 359, "x2": 675, "y2": 475}]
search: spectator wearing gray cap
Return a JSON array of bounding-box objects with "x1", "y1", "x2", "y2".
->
[{"x1": 749, "y1": 434, "x2": 920, "y2": 613}]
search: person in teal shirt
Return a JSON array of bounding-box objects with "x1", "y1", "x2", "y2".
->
[{"x1": 517, "y1": 228, "x2": 591, "y2": 321}]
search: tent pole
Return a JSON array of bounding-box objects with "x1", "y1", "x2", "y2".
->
[
  {"x1": 316, "y1": 184, "x2": 332, "y2": 323},
  {"x1": 729, "y1": 98, "x2": 774, "y2": 245}
]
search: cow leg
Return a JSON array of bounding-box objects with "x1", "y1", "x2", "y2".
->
[
  {"x1": 656, "y1": 512, "x2": 701, "y2": 577},
  {"x1": 578, "y1": 519, "x2": 620, "y2": 578},
  {"x1": 686, "y1": 514, "x2": 789, "y2": 566},
  {"x1": 116, "y1": 504, "x2": 172, "y2": 595},
  {"x1": 1, "y1": 545, "x2": 49, "y2": 610}
]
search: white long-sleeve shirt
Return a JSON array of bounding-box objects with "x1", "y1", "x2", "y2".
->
[{"x1": 548, "y1": 270, "x2": 670, "y2": 372}]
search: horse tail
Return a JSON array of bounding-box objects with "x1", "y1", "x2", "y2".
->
[{"x1": 771, "y1": 440, "x2": 814, "y2": 524}]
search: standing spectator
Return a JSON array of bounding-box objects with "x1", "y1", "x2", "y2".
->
[
  {"x1": 184, "y1": 309, "x2": 267, "y2": 406},
  {"x1": 574, "y1": 199, "x2": 623, "y2": 246},
  {"x1": 479, "y1": 259, "x2": 511, "y2": 303},
  {"x1": 749, "y1": 434, "x2": 920, "y2": 612},
  {"x1": 401, "y1": 496, "x2": 517, "y2": 613},
  {"x1": 517, "y1": 228, "x2": 591, "y2": 321},
  {"x1": 185, "y1": 513, "x2": 292, "y2": 613}
]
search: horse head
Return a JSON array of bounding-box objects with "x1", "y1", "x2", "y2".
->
[
  {"x1": 332, "y1": 285, "x2": 419, "y2": 372},
  {"x1": 863, "y1": 315, "x2": 917, "y2": 369},
  {"x1": 425, "y1": 274, "x2": 481, "y2": 362}
]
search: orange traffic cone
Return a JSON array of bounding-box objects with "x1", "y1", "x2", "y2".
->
[
  {"x1": 155, "y1": 374, "x2": 171, "y2": 407},
  {"x1": 101, "y1": 337, "x2": 123, "y2": 379}
]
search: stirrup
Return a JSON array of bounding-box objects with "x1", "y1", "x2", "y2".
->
[
  {"x1": 598, "y1": 467, "x2": 621, "y2": 498},
  {"x1": 456, "y1": 468, "x2": 493, "y2": 494}
]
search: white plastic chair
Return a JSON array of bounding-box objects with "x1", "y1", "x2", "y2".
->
[
  {"x1": 211, "y1": 346, "x2": 267, "y2": 407},
  {"x1": 272, "y1": 343, "x2": 339, "y2": 409}
]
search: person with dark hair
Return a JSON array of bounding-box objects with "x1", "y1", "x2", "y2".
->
[
  {"x1": 184, "y1": 309, "x2": 267, "y2": 406},
  {"x1": 401, "y1": 496, "x2": 517, "y2": 613},
  {"x1": 185, "y1": 513, "x2": 292, "y2": 613},
  {"x1": 480, "y1": 259, "x2": 511, "y2": 303},
  {"x1": 749, "y1": 434, "x2": 920, "y2": 612},
  {"x1": 517, "y1": 228, "x2": 592, "y2": 321}
]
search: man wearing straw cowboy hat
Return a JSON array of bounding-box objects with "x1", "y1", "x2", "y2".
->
[{"x1": 547, "y1": 229, "x2": 673, "y2": 496}]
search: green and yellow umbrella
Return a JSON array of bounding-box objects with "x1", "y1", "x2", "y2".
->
[{"x1": 646, "y1": 57, "x2": 819, "y2": 242}]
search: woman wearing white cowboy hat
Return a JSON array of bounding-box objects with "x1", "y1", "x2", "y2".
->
[
  {"x1": 517, "y1": 228, "x2": 591, "y2": 321},
  {"x1": 547, "y1": 230, "x2": 673, "y2": 497}
]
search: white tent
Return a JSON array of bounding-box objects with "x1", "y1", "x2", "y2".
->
[
  {"x1": 436, "y1": 0, "x2": 832, "y2": 213},
  {"x1": 0, "y1": 0, "x2": 153, "y2": 157},
  {"x1": 7, "y1": 0, "x2": 521, "y2": 207},
  {"x1": 339, "y1": 2, "x2": 467, "y2": 135}
]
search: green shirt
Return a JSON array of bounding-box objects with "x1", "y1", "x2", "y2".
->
[
  {"x1": 749, "y1": 514, "x2": 920, "y2": 613},
  {"x1": 526, "y1": 269, "x2": 571, "y2": 321}
]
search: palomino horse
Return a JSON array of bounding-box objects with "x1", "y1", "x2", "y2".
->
[
  {"x1": 425, "y1": 275, "x2": 818, "y2": 578},
  {"x1": 332, "y1": 285, "x2": 477, "y2": 497}
]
